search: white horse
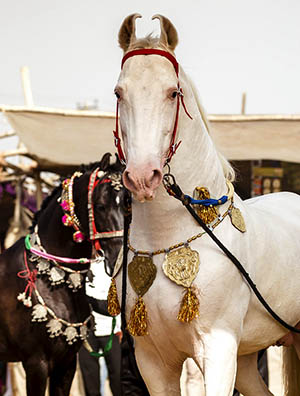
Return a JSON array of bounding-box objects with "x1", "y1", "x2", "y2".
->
[{"x1": 113, "y1": 14, "x2": 300, "y2": 396}]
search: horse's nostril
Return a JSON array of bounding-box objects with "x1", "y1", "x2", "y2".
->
[
  {"x1": 149, "y1": 169, "x2": 163, "y2": 188},
  {"x1": 123, "y1": 170, "x2": 135, "y2": 191}
]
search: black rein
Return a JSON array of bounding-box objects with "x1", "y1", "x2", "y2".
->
[{"x1": 163, "y1": 173, "x2": 300, "y2": 334}]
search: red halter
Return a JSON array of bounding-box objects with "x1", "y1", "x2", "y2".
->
[{"x1": 113, "y1": 49, "x2": 193, "y2": 165}]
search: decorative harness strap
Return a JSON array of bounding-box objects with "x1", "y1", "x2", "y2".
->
[
  {"x1": 87, "y1": 168, "x2": 123, "y2": 252},
  {"x1": 61, "y1": 169, "x2": 123, "y2": 253},
  {"x1": 113, "y1": 48, "x2": 193, "y2": 165}
]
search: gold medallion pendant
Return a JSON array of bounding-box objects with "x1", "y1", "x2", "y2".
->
[
  {"x1": 193, "y1": 187, "x2": 219, "y2": 224},
  {"x1": 163, "y1": 246, "x2": 200, "y2": 287},
  {"x1": 128, "y1": 255, "x2": 157, "y2": 296},
  {"x1": 230, "y1": 207, "x2": 246, "y2": 233},
  {"x1": 163, "y1": 246, "x2": 200, "y2": 323},
  {"x1": 127, "y1": 255, "x2": 157, "y2": 336}
]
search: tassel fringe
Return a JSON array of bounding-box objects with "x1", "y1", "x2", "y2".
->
[
  {"x1": 127, "y1": 296, "x2": 148, "y2": 336},
  {"x1": 177, "y1": 287, "x2": 199, "y2": 323},
  {"x1": 107, "y1": 278, "x2": 121, "y2": 316}
]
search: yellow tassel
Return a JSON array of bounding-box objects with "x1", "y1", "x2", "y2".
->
[
  {"x1": 127, "y1": 296, "x2": 148, "y2": 336},
  {"x1": 107, "y1": 278, "x2": 121, "y2": 316},
  {"x1": 177, "y1": 287, "x2": 199, "y2": 323}
]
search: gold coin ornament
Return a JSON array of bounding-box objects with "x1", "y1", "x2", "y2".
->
[
  {"x1": 163, "y1": 246, "x2": 200, "y2": 288},
  {"x1": 193, "y1": 187, "x2": 219, "y2": 224},
  {"x1": 128, "y1": 255, "x2": 157, "y2": 297},
  {"x1": 163, "y1": 246, "x2": 200, "y2": 323},
  {"x1": 127, "y1": 255, "x2": 157, "y2": 336},
  {"x1": 230, "y1": 207, "x2": 246, "y2": 233}
]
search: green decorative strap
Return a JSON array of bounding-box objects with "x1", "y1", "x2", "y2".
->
[
  {"x1": 90, "y1": 317, "x2": 117, "y2": 358},
  {"x1": 25, "y1": 234, "x2": 31, "y2": 250}
]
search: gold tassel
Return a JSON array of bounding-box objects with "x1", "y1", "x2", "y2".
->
[
  {"x1": 127, "y1": 296, "x2": 148, "y2": 336},
  {"x1": 177, "y1": 287, "x2": 199, "y2": 323},
  {"x1": 107, "y1": 278, "x2": 121, "y2": 316}
]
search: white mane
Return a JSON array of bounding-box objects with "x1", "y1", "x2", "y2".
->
[{"x1": 186, "y1": 74, "x2": 236, "y2": 182}]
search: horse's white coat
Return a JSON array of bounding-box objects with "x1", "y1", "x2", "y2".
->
[{"x1": 114, "y1": 17, "x2": 300, "y2": 396}]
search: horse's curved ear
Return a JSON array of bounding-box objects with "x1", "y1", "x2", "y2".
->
[
  {"x1": 115, "y1": 153, "x2": 125, "y2": 170},
  {"x1": 118, "y1": 13, "x2": 142, "y2": 52},
  {"x1": 99, "y1": 153, "x2": 111, "y2": 171},
  {"x1": 152, "y1": 14, "x2": 178, "y2": 52}
]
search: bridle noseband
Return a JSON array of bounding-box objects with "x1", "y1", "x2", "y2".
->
[{"x1": 113, "y1": 48, "x2": 193, "y2": 165}]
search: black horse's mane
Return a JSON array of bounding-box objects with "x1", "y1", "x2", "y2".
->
[{"x1": 29, "y1": 156, "x2": 124, "y2": 233}]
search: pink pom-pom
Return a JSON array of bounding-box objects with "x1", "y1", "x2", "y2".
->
[
  {"x1": 60, "y1": 200, "x2": 70, "y2": 211},
  {"x1": 73, "y1": 231, "x2": 85, "y2": 243},
  {"x1": 62, "y1": 214, "x2": 72, "y2": 226}
]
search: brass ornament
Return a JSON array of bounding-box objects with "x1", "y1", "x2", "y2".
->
[
  {"x1": 127, "y1": 296, "x2": 148, "y2": 336},
  {"x1": 177, "y1": 287, "x2": 199, "y2": 323},
  {"x1": 163, "y1": 246, "x2": 200, "y2": 288},
  {"x1": 193, "y1": 187, "x2": 218, "y2": 224},
  {"x1": 107, "y1": 278, "x2": 121, "y2": 316},
  {"x1": 128, "y1": 255, "x2": 157, "y2": 297},
  {"x1": 230, "y1": 207, "x2": 246, "y2": 233}
]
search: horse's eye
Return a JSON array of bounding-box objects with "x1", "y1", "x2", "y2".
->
[
  {"x1": 94, "y1": 203, "x2": 105, "y2": 211},
  {"x1": 114, "y1": 90, "x2": 121, "y2": 100},
  {"x1": 171, "y1": 91, "x2": 178, "y2": 99}
]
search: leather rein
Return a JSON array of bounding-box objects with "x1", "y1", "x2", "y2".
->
[{"x1": 163, "y1": 173, "x2": 300, "y2": 334}]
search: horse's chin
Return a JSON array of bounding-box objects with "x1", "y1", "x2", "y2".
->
[{"x1": 132, "y1": 189, "x2": 156, "y2": 203}]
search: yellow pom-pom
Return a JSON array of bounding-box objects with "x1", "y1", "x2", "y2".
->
[
  {"x1": 107, "y1": 278, "x2": 121, "y2": 316},
  {"x1": 127, "y1": 296, "x2": 148, "y2": 336},
  {"x1": 177, "y1": 287, "x2": 199, "y2": 323}
]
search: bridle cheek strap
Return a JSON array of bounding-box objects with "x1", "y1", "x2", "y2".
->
[
  {"x1": 113, "y1": 100, "x2": 126, "y2": 165},
  {"x1": 113, "y1": 48, "x2": 193, "y2": 165},
  {"x1": 87, "y1": 168, "x2": 124, "y2": 252}
]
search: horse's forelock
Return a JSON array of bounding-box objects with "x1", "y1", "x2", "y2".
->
[{"x1": 126, "y1": 35, "x2": 171, "y2": 53}]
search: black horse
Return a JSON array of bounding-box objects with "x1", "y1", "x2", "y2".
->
[{"x1": 0, "y1": 153, "x2": 125, "y2": 395}]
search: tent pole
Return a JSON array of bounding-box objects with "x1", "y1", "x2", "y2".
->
[
  {"x1": 35, "y1": 172, "x2": 43, "y2": 210},
  {"x1": 20, "y1": 66, "x2": 34, "y2": 107}
]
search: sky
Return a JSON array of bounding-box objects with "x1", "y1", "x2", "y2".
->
[{"x1": 0, "y1": 0, "x2": 300, "y2": 122}]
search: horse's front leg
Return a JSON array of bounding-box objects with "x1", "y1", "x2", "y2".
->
[
  {"x1": 202, "y1": 329, "x2": 238, "y2": 396},
  {"x1": 23, "y1": 357, "x2": 48, "y2": 396},
  {"x1": 235, "y1": 352, "x2": 273, "y2": 396},
  {"x1": 135, "y1": 340, "x2": 183, "y2": 396},
  {"x1": 49, "y1": 356, "x2": 76, "y2": 396}
]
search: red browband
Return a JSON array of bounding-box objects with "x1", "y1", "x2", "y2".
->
[
  {"x1": 113, "y1": 48, "x2": 192, "y2": 165},
  {"x1": 122, "y1": 49, "x2": 179, "y2": 76}
]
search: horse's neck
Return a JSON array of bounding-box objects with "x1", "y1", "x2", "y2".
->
[
  {"x1": 37, "y1": 200, "x2": 92, "y2": 259},
  {"x1": 130, "y1": 73, "x2": 228, "y2": 250}
]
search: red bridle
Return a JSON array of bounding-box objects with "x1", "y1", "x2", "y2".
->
[
  {"x1": 113, "y1": 49, "x2": 193, "y2": 165},
  {"x1": 87, "y1": 168, "x2": 123, "y2": 252}
]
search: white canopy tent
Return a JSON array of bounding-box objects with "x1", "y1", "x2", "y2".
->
[{"x1": 1, "y1": 105, "x2": 300, "y2": 170}]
